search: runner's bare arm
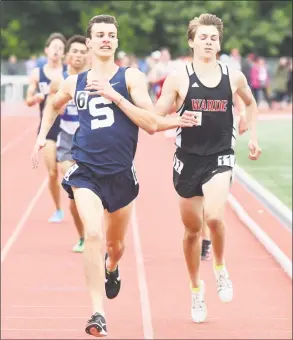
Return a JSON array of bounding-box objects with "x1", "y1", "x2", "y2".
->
[
  {"x1": 234, "y1": 71, "x2": 258, "y2": 139},
  {"x1": 48, "y1": 76, "x2": 66, "y2": 115},
  {"x1": 85, "y1": 69, "x2": 196, "y2": 134},
  {"x1": 154, "y1": 72, "x2": 178, "y2": 117},
  {"x1": 234, "y1": 93, "x2": 246, "y2": 117},
  {"x1": 126, "y1": 69, "x2": 189, "y2": 132},
  {"x1": 85, "y1": 68, "x2": 158, "y2": 134},
  {"x1": 49, "y1": 76, "x2": 62, "y2": 96},
  {"x1": 126, "y1": 68, "x2": 154, "y2": 111},
  {"x1": 153, "y1": 72, "x2": 189, "y2": 131},
  {"x1": 38, "y1": 76, "x2": 75, "y2": 138},
  {"x1": 26, "y1": 68, "x2": 42, "y2": 106},
  {"x1": 126, "y1": 69, "x2": 196, "y2": 132},
  {"x1": 117, "y1": 68, "x2": 156, "y2": 134}
]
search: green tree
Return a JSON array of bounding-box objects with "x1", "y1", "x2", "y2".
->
[
  {"x1": 1, "y1": 0, "x2": 292, "y2": 59},
  {"x1": 1, "y1": 19, "x2": 30, "y2": 57}
]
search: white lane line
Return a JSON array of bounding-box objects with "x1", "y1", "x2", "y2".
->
[
  {"x1": 1, "y1": 178, "x2": 48, "y2": 263},
  {"x1": 1, "y1": 125, "x2": 37, "y2": 155},
  {"x1": 131, "y1": 201, "x2": 154, "y2": 339}
]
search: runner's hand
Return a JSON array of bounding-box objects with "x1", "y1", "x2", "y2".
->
[
  {"x1": 31, "y1": 135, "x2": 47, "y2": 169},
  {"x1": 85, "y1": 79, "x2": 120, "y2": 102},
  {"x1": 34, "y1": 93, "x2": 45, "y2": 104},
  {"x1": 248, "y1": 139, "x2": 262, "y2": 160},
  {"x1": 177, "y1": 111, "x2": 199, "y2": 127}
]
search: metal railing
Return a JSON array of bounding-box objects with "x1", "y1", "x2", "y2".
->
[{"x1": 1, "y1": 75, "x2": 29, "y2": 102}]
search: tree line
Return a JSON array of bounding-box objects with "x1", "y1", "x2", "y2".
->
[{"x1": 1, "y1": 0, "x2": 292, "y2": 59}]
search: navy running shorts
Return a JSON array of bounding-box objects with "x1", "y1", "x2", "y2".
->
[
  {"x1": 173, "y1": 148, "x2": 235, "y2": 198},
  {"x1": 38, "y1": 115, "x2": 61, "y2": 142},
  {"x1": 62, "y1": 162, "x2": 139, "y2": 213}
]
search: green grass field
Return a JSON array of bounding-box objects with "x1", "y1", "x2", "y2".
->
[{"x1": 235, "y1": 119, "x2": 292, "y2": 209}]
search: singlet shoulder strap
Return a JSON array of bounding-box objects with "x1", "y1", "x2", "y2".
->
[
  {"x1": 39, "y1": 65, "x2": 45, "y2": 80},
  {"x1": 186, "y1": 63, "x2": 194, "y2": 76},
  {"x1": 217, "y1": 61, "x2": 233, "y2": 96},
  {"x1": 77, "y1": 70, "x2": 88, "y2": 84},
  {"x1": 218, "y1": 61, "x2": 229, "y2": 76}
]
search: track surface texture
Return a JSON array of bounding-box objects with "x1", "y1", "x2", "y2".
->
[{"x1": 1, "y1": 110, "x2": 292, "y2": 339}]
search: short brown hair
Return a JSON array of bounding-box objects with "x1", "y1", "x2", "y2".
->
[
  {"x1": 66, "y1": 35, "x2": 87, "y2": 53},
  {"x1": 45, "y1": 32, "x2": 66, "y2": 47},
  {"x1": 86, "y1": 15, "x2": 119, "y2": 38},
  {"x1": 187, "y1": 14, "x2": 224, "y2": 43}
]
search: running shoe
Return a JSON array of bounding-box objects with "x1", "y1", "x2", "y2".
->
[
  {"x1": 85, "y1": 312, "x2": 107, "y2": 337},
  {"x1": 105, "y1": 253, "x2": 121, "y2": 299}
]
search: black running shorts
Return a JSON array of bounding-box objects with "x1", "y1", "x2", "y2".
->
[{"x1": 173, "y1": 148, "x2": 235, "y2": 198}]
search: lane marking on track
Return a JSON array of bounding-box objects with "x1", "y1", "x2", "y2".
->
[
  {"x1": 131, "y1": 201, "x2": 154, "y2": 339},
  {"x1": 1, "y1": 125, "x2": 37, "y2": 155},
  {"x1": 1, "y1": 178, "x2": 48, "y2": 264}
]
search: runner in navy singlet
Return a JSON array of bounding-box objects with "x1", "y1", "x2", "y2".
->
[
  {"x1": 49, "y1": 35, "x2": 89, "y2": 253},
  {"x1": 26, "y1": 32, "x2": 66, "y2": 223},
  {"x1": 31, "y1": 15, "x2": 196, "y2": 336}
]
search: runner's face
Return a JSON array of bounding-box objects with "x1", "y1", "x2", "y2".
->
[
  {"x1": 67, "y1": 42, "x2": 88, "y2": 70},
  {"x1": 86, "y1": 23, "x2": 118, "y2": 59},
  {"x1": 189, "y1": 25, "x2": 220, "y2": 59},
  {"x1": 46, "y1": 39, "x2": 65, "y2": 62}
]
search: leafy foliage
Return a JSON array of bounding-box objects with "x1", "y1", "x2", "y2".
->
[{"x1": 1, "y1": 0, "x2": 292, "y2": 58}]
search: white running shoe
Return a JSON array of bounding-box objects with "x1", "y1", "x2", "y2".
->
[
  {"x1": 214, "y1": 266, "x2": 233, "y2": 303},
  {"x1": 191, "y1": 280, "x2": 208, "y2": 323}
]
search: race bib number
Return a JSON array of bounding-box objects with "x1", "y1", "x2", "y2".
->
[
  {"x1": 64, "y1": 163, "x2": 79, "y2": 181},
  {"x1": 39, "y1": 82, "x2": 50, "y2": 95},
  {"x1": 173, "y1": 154, "x2": 184, "y2": 174},
  {"x1": 184, "y1": 110, "x2": 202, "y2": 126},
  {"x1": 217, "y1": 154, "x2": 235, "y2": 167},
  {"x1": 76, "y1": 91, "x2": 89, "y2": 110},
  {"x1": 131, "y1": 163, "x2": 138, "y2": 185}
]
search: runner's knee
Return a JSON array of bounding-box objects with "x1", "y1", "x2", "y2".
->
[
  {"x1": 181, "y1": 209, "x2": 203, "y2": 235},
  {"x1": 84, "y1": 226, "x2": 102, "y2": 240},
  {"x1": 183, "y1": 214, "x2": 203, "y2": 242},
  {"x1": 106, "y1": 240, "x2": 125, "y2": 258},
  {"x1": 204, "y1": 211, "x2": 224, "y2": 232},
  {"x1": 48, "y1": 167, "x2": 58, "y2": 180}
]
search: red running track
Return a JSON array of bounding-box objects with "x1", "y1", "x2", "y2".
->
[{"x1": 1, "y1": 114, "x2": 292, "y2": 339}]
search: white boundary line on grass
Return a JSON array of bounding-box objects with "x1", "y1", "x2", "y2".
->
[
  {"x1": 234, "y1": 165, "x2": 292, "y2": 229},
  {"x1": 228, "y1": 193, "x2": 292, "y2": 280}
]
